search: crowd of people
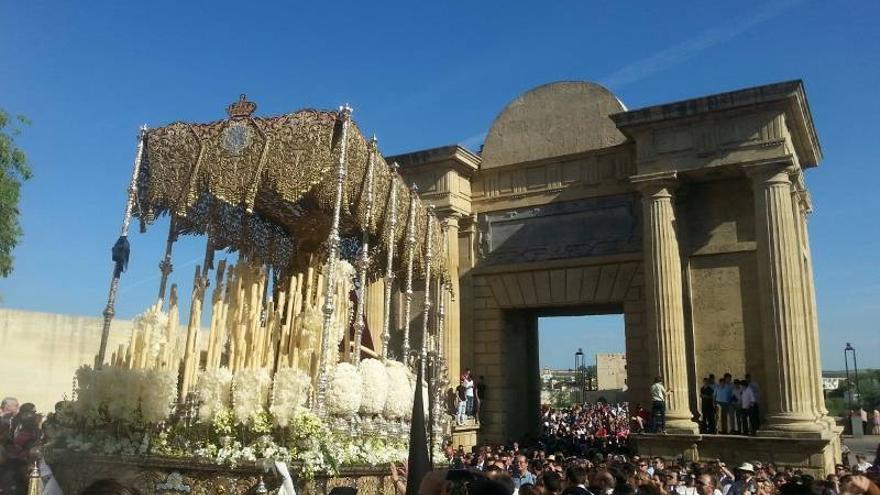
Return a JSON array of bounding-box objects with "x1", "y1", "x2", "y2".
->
[
  {"x1": 417, "y1": 442, "x2": 880, "y2": 495},
  {"x1": 539, "y1": 403, "x2": 633, "y2": 456},
  {"x1": 0, "y1": 396, "x2": 47, "y2": 494},
  {"x1": 400, "y1": 396, "x2": 880, "y2": 495},
  {"x1": 2, "y1": 384, "x2": 878, "y2": 495},
  {"x1": 645, "y1": 372, "x2": 765, "y2": 436},
  {"x1": 698, "y1": 373, "x2": 761, "y2": 436}
]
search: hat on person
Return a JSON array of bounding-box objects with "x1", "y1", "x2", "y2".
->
[
  {"x1": 736, "y1": 463, "x2": 755, "y2": 473},
  {"x1": 547, "y1": 455, "x2": 556, "y2": 462}
]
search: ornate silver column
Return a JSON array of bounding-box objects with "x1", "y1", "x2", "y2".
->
[
  {"x1": 351, "y1": 136, "x2": 377, "y2": 363},
  {"x1": 96, "y1": 124, "x2": 147, "y2": 368},
  {"x1": 401, "y1": 184, "x2": 418, "y2": 365},
  {"x1": 437, "y1": 219, "x2": 449, "y2": 362},
  {"x1": 315, "y1": 105, "x2": 352, "y2": 415},
  {"x1": 157, "y1": 217, "x2": 177, "y2": 305},
  {"x1": 380, "y1": 163, "x2": 400, "y2": 361},
  {"x1": 419, "y1": 205, "x2": 435, "y2": 379}
]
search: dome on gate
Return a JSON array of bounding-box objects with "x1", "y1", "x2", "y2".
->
[{"x1": 480, "y1": 81, "x2": 627, "y2": 169}]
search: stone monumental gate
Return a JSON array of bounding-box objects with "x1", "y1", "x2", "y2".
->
[{"x1": 390, "y1": 80, "x2": 839, "y2": 473}]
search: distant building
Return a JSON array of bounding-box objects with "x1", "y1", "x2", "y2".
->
[
  {"x1": 596, "y1": 353, "x2": 627, "y2": 391},
  {"x1": 822, "y1": 377, "x2": 845, "y2": 391}
]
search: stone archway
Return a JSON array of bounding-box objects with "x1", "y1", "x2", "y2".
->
[{"x1": 389, "y1": 80, "x2": 840, "y2": 474}]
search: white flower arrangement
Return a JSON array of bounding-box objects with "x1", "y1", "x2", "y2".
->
[
  {"x1": 383, "y1": 360, "x2": 414, "y2": 419},
  {"x1": 195, "y1": 368, "x2": 233, "y2": 422},
  {"x1": 357, "y1": 358, "x2": 388, "y2": 415},
  {"x1": 132, "y1": 303, "x2": 169, "y2": 365},
  {"x1": 139, "y1": 369, "x2": 177, "y2": 423},
  {"x1": 72, "y1": 366, "x2": 177, "y2": 424},
  {"x1": 73, "y1": 366, "x2": 100, "y2": 418},
  {"x1": 105, "y1": 368, "x2": 140, "y2": 421},
  {"x1": 232, "y1": 368, "x2": 271, "y2": 425},
  {"x1": 327, "y1": 362, "x2": 362, "y2": 417},
  {"x1": 270, "y1": 367, "x2": 312, "y2": 427}
]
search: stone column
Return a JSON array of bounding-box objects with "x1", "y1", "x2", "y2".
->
[
  {"x1": 443, "y1": 214, "x2": 462, "y2": 384},
  {"x1": 790, "y1": 177, "x2": 833, "y2": 427},
  {"x1": 747, "y1": 164, "x2": 822, "y2": 432},
  {"x1": 635, "y1": 172, "x2": 697, "y2": 434}
]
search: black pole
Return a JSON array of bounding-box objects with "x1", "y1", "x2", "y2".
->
[
  {"x1": 844, "y1": 347, "x2": 852, "y2": 411},
  {"x1": 853, "y1": 347, "x2": 860, "y2": 405}
]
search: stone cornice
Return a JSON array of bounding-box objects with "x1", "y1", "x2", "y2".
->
[
  {"x1": 385, "y1": 144, "x2": 481, "y2": 176},
  {"x1": 611, "y1": 80, "x2": 822, "y2": 167}
]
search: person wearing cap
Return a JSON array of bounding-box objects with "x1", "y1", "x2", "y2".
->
[
  {"x1": 854, "y1": 454, "x2": 871, "y2": 473},
  {"x1": 723, "y1": 463, "x2": 756, "y2": 495}
]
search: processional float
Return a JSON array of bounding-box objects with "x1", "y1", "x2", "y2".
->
[{"x1": 47, "y1": 96, "x2": 453, "y2": 493}]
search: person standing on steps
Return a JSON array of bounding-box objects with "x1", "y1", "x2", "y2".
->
[{"x1": 651, "y1": 375, "x2": 669, "y2": 434}]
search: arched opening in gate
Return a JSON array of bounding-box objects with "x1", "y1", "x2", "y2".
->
[{"x1": 538, "y1": 313, "x2": 626, "y2": 408}]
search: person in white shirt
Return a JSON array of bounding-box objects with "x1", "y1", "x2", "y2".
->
[
  {"x1": 745, "y1": 374, "x2": 760, "y2": 432},
  {"x1": 463, "y1": 372, "x2": 475, "y2": 419},
  {"x1": 650, "y1": 376, "x2": 668, "y2": 434},
  {"x1": 739, "y1": 382, "x2": 756, "y2": 436},
  {"x1": 731, "y1": 381, "x2": 743, "y2": 434}
]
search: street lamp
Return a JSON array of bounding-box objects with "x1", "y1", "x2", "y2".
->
[
  {"x1": 844, "y1": 342, "x2": 862, "y2": 436},
  {"x1": 575, "y1": 348, "x2": 585, "y2": 404},
  {"x1": 844, "y1": 343, "x2": 860, "y2": 405}
]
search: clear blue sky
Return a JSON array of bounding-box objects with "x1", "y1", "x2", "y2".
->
[{"x1": 2, "y1": 1, "x2": 878, "y2": 369}]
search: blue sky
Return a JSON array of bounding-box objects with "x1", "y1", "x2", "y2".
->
[
  {"x1": 539, "y1": 316, "x2": 625, "y2": 371},
  {"x1": 1, "y1": 1, "x2": 878, "y2": 369}
]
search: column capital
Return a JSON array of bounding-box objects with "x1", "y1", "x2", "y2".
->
[
  {"x1": 743, "y1": 161, "x2": 797, "y2": 185},
  {"x1": 631, "y1": 171, "x2": 678, "y2": 197},
  {"x1": 437, "y1": 211, "x2": 463, "y2": 228}
]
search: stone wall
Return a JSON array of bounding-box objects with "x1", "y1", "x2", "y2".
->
[
  {"x1": 0, "y1": 309, "x2": 211, "y2": 413},
  {"x1": 0, "y1": 309, "x2": 134, "y2": 412},
  {"x1": 679, "y1": 178, "x2": 765, "y2": 412},
  {"x1": 596, "y1": 353, "x2": 627, "y2": 390}
]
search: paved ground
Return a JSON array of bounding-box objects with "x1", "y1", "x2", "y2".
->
[{"x1": 843, "y1": 434, "x2": 878, "y2": 464}]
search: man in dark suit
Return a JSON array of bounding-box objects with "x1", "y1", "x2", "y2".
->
[{"x1": 562, "y1": 465, "x2": 593, "y2": 495}]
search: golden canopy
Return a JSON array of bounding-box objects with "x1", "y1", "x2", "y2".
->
[{"x1": 133, "y1": 96, "x2": 448, "y2": 282}]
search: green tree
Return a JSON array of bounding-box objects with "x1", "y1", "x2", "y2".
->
[
  {"x1": 549, "y1": 388, "x2": 574, "y2": 409},
  {"x1": 0, "y1": 108, "x2": 32, "y2": 277}
]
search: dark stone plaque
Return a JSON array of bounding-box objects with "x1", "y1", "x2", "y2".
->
[{"x1": 477, "y1": 194, "x2": 641, "y2": 265}]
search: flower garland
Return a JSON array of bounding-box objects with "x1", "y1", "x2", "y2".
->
[
  {"x1": 327, "y1": 362, "x2": 362, "y2": 417},
  {"x1": 195, "y1": 368, "x2": 233, "y2": 422},
  {"x1": 270, "y1": 367, "x2": 312, "y2": 427},
  {"x1": 358, "y1": 358, "x2": 388, "y2": 415},
  {"x1": 232, "y1": 369, "x2": 271, "y2": 425},
  {"x1": 383, "y1": 361, "x2": 414, "y2": 419}
]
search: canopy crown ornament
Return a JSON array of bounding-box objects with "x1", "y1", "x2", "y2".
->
[{"x1": 226, "y1": 94, "x2": 257, "y2": 119}]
